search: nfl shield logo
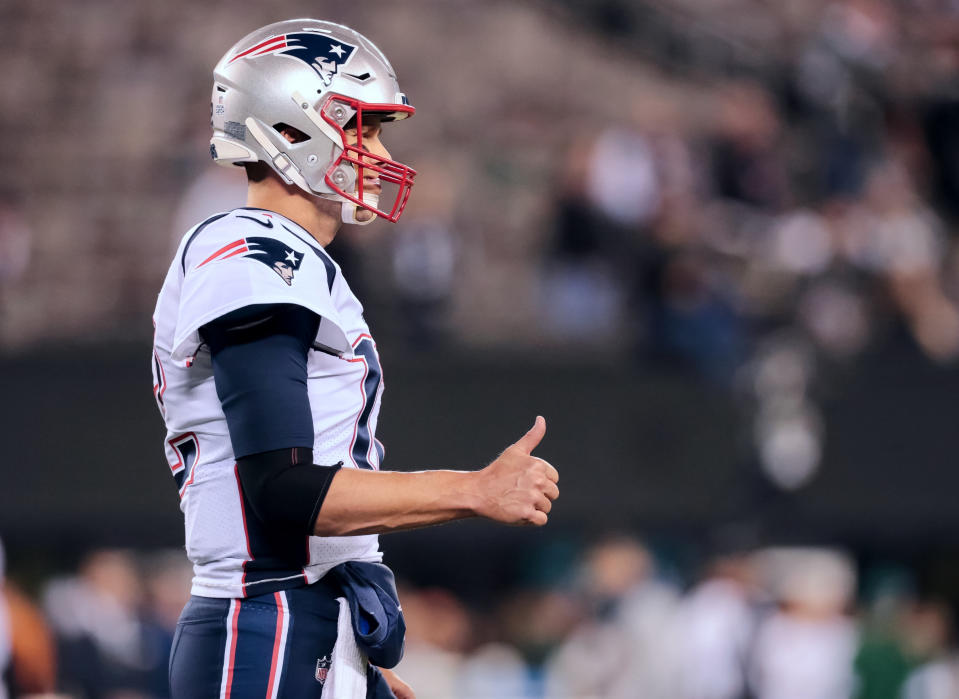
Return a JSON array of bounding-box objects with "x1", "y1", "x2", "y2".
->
[{"x1": 315, "y1": 655, "x2": 330, "y2": 684}]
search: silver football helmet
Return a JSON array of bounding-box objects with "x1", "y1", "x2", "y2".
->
[{"x1": 210, "y1": 19, "x2": 416, "y2": 224}]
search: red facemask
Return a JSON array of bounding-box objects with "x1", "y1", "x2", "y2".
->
[{"x1": 320, "y1": 95, "x2": 416, "y2": 223}]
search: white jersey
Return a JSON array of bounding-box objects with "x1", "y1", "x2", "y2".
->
[{"x1": 151, "y1": 208, "x2": 385, "y2": 598}]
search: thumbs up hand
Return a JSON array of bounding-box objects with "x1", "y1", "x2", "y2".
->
[{"x1": 473, "y1": 416, "x2": 560, "y2": 526}]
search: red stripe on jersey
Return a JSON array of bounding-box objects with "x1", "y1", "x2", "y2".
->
[
  {"x1": 229, "y1": 35, "x2": 286, "y2": 63},
  {"x1": 196, "y1": 239, "x2": 246, "y2": 268},
  {"x1": 351, "y1": 333, "x2": 374, "y2": 349}
]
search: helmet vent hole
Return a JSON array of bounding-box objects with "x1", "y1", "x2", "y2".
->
[{"x1": 272, "y1": 122, "x2": 311, "y2": 144}]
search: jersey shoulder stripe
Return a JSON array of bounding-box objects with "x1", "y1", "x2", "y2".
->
[{"x1": 181, "y1": 212, "x2": 230, "y2": 273}]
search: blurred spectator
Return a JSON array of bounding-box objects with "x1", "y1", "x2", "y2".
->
[
  {"x1": 545, "y1": 536, "x2": 680, "y2": 698},
  {"x1": 644, "y1": 249, "x2": 745, "y2": 381},
  {"x1": 393, "y1": 586, "x2": 471, "y2": 699},
  {"x1": 585, "y1": 126, "x2": 662, "y2": 228},
  {"x1": 0, "y1": 537, "x2": 57, "y2": 698},
  {"x1": 459, "y1": 641, "x2": 532, "y2": 699},
  {"x1": 749, "y1": 548, "x2": 859, "y2": 699},
  {"x1": 672, "y1": 546, "x2": 762, "y2": 699},
  {"x1": 494, "y1": 587, "x2": 580, "y2": 696},
  {"x1": 138, "y1": 551, "x2": 192, "y2": 698},
  {"x1": 43, "y1": 549, "x2": 151, "y2": 698},
  {"x1": 854, "y1": 160, "x2": 959, "y2": 361},
  {"x1": 4, "y1": 586, "x2": 58, "y2": 698},
  {"x1": 170, "y1": 163, "x2": 247, "y2": 252},
  {"x1": 709, "y1": 82, "x2": 789, "y2": 211},
  {"x1": 542, "y1": 138, "x2": 628, "y2": 344},
  {"x1": 899, "y1": 601, "x2": 958, "y2": 699},
  {"x1": 853, "y1": 568, "x2": 917, "y2": 699},
  {"x1": 391, "y1": 214, "x2": 457, "y2": 348}
]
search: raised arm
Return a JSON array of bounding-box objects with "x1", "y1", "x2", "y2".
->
[
  {"x1": 313, "y1": 416, "x2": 559, "y2": 536},
  {"x1": 201, "y1": 304, "x2": 559, "y2": 540}
]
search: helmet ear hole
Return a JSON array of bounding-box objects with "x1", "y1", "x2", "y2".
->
[{"x1": 272, "y1": 122, "x2": 311, "y2": 144}]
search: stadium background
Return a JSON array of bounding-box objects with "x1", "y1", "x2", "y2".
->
[{"x1": 3, "y1": 0, "x2": 959, "y2": 696}]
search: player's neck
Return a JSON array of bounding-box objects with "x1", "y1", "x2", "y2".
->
[{"x1": 246, "y1": 176, "x2": 340, "y2": 247}]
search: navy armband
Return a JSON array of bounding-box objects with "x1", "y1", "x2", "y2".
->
[{"x1": 237, "y1": 448, "x2": 343, "y2": 535}]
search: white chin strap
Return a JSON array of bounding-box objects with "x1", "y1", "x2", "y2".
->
[{"x1": 341, "y1": 193, "x2": 379, "y2": 226}]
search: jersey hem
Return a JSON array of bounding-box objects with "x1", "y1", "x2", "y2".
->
[{"x1": 189, "y1": 552, "x2": 384, "y2": 599}]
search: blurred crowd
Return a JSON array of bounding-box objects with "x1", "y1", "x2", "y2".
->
[
  {"x1": 0, "y1": 0, "x2": 959, "y2": 370},
  {"x1": 1, "y1": 0, "x2": 959, "y2": 370},
  {"x1": 4, "y1": 534, "x2": 959, "y2": 699},
  {"x1": 398, "y1": 535, "x2": 959, "y2": 699}
]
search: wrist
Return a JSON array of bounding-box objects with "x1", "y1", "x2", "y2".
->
[{"x1": 455, "y1": 469, "x2": 485, "y2": 518}]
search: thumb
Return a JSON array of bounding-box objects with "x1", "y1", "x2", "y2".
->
[{"x1": 513, "y1": 416, "x2": 546, "y2": 454}]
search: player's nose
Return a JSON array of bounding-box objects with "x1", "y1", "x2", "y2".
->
[{"x1": 363, "y1": 138, "x2": 391, "y2": 167}]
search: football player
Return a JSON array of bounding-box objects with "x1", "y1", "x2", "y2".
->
[{"x1": 151, "y1": 19, "x2": 559, "y2": 699}]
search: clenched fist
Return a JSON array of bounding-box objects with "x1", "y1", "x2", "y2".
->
[{"x1": 473, "y1": 416, "x2": 560, "y2": 526}]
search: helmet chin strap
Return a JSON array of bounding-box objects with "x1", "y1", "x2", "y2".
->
[{"x1": 340, "y1": 193, "x2": 379, "y2": 226}]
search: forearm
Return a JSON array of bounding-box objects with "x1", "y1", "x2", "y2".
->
[
  {"x1": 312, "y1": 468, "x2": 480, "y2": 536},
  {"x1": 314, "y1": 417, "x2": 559, "y2": 536}
]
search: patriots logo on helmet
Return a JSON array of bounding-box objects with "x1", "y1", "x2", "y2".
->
[
  {"x1": 229, "y1": 32, "x2": 357, "y2": 86},
  {"x1": 196, "y1": 236, "x2": 304, "y2": 286}
]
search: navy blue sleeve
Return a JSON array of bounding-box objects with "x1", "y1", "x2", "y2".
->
[
  {"x1": 202, "y1": 305, "x2": 342, "y2": 534},
  {"x1": 201, "y1": 304, "x2": 320, "y2": 458}
]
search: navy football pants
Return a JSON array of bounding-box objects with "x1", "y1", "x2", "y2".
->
[{"x1": 168, "y1": 583, "x2": 395, "y2": 698}]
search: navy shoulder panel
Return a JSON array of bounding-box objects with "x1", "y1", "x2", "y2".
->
[{"x1": 180, "y1": 212, "x2": 229, "y2": 273}]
